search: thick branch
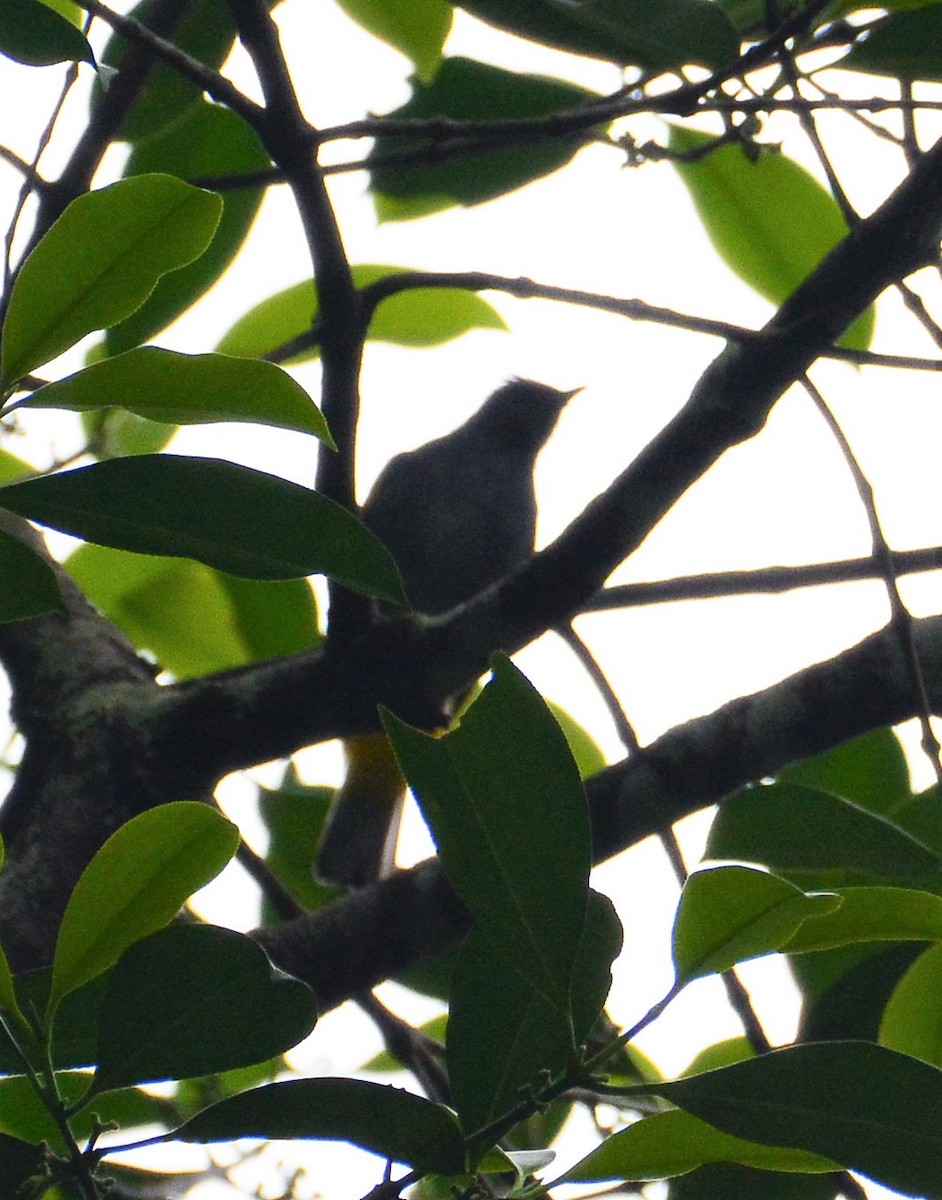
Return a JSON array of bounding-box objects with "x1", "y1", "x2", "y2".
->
[{"x1": 258, "y1": 614, "x2": 942, "y2": 1010}]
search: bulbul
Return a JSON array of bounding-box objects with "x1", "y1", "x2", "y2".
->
[{"x1": 315, "y1": 377, "x2": 579, "y2": 887}]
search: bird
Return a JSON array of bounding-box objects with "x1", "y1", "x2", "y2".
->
[{"x1": 315, "y1": 377, "x2": 579, "y2": 887}]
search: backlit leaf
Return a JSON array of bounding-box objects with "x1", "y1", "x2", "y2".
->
[
  {"x1": 1, "y1": 175, "x2": 221, "y2": 384},
  {"x1": 50, "y1": 803, "x2": 239, "y2": 1010}
]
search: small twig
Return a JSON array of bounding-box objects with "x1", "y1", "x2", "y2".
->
[
  {"x1": 355, "y1": 991, "x2": 450, "y2": 1105},
  {"x1": 585, "y1": 544, "x2": 942, "y2": 610},
  {"x1": 801, "y1": 374, "x2": 942, "y2": 784},
  {"x1": 76, "y1": 0, "x2": 261, "y2": 124},
  {"x1": 235, "y1": 840, "x2": 304, "y2": 922}
]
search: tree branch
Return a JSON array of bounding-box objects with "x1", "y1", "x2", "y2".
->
[{"x1": 257, "y1": 613, "x2": 942, "y2": 1011}]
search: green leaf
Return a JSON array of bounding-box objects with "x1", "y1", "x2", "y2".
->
[
  {"x1": 332, "y1": 0, "x2": 452, "y2": 81},
  {"x1": 560, "y1": 1108, "x2": 837, "y2": 1183},
  {"x1": 258, "y1": 776, "x2": 337, "y2": 914},
  {"x1": 173, "y1": 1078, "x2": 466, "y2": 1175},
  {"x1": 0, "y1": 1132, "x2": 40, "y2": 1189},
  {"x1": 793, "y1": 943, "x2": 925, "y2": 1045},
  {"x1": 0, "y1": 529, "x2": 64, "y2": 622},
  {"x1": 448, "y1": 891, "x2": 619, "y2": 1144},
  {"x1": 95, "y1": 0, "x2": 238, "y2": 141},
  {"x1": 783, "y1": 885, "x2": 942, "y2": 953},
  {"x1": 19, "y1": 348, "x2": 333, "y2": 443},
  {"x1": 667, "y1": 1161, "x2": 841, "y2": 1199},
  {"x1": 369, "y1": 58, "x2": 599, "y2": 220},
  {"x1": 83, "y1": 404, "x2": 177, "y2": 458},
  {"x1": 0, "y1": 970, "x2": 106, "y2": 1073},
  {"x1": 49, "y1": 802, "x2": 239, "y2": 1010},
  {"x1": 0, "y1": 1070, "x2": 156, "y2": 1145},
  {"x1": 219, "y1": 574, "x2": 320, "y2": 663},
  {"x1": 216, "y1": 265, "x2": 507, "y2": 362},
  {"x1": 777, "y1": 728, "x2": 911, "y2": 817},
  {"x1": 880, "y1": 942, "x2": 942, "y2": 1064},
  {"x1": 571, "y1": 891, "x2": 623, "y2": 1039},
  {"x1": 547, "y1": 702, "x2": 607, "y2": 779},
  {"x1": 894, "y1": 783, "x2": 942, "y2": 854},
  {"x1": 669, "y1": 126, "x2": 874, "y2": 351},
  {"x1": 658, "y1": 1042, "x2": 942, "y2": 1200},
  {"x1": 384, "y1": 655, "x2": 591, "y2": 1013},
  {"x1": 0, "y1": 455, "x2": 406, "y2": 602},
  {"x1": 457, "y1": 0, "x2": 738, "y2": 70},
  {"x1": 91, "y1": 924, "x2": 317, "y2": 1093},
  {"x1": 706, "y1": 782, "x2": 942, "y2": 882},
  {"x1": 0, "y1": 447, "x2": 35, "y2": 484},
  {"x1": 545, "y1": 0, "x2": 738, "y2": 71},
  {"x1": 448, "y1": 924, "x2": 572, "y2": 1140},
  {"x1": 107, "y1": 100, "x2": 270, "y2": 353},
  {"x1": 0, "y1": 175, "x2": 222, "y2": 385},
  {"x1": 0, "y1": 943, "x2": 26, "y2": 1038},
  {"x1": 844, "y1": 5, "x2": 942, "y2": 80},
  {"x1": 672, "y1": 867, "x2": 841, "y2": 984},
  {"x1": 66, "y1": 544, "x2": 318, "y2": 678},
  {"x1": 0, "y1": 0, "x2": 92, "y2": 65}
]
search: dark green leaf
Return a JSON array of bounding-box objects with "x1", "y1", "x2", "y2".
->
[
  {"x1": 447, "y1": 924, "x2": 572, "y2": 1140},
  {"x1": 560, "y1": 1108, "x2": 836, "y2": 1183},
  {"x1": 879, "y1": 942, "x2": 942, "y2": 1064},
  {"x1": 658, "y1": 1042, "x2": 942, "y2": 1199},
  {"x1": 216, "y1": 265, "x2": 507, "y2": 361},
  {"x1": 0, "y1": 175, "x2": 222, "y2": 384},
  {"x1": 668, "y1": 1162, "x2": 844, "y2": 1200},
  {"x1": 844, "y1": 5, "x2": 942, "y2": 80},
  {"x1": 0, "y1": 1131, "x2": 43, "y2": 1187},
  {"x1": 457, "y1": 0, "x2": 738, "y2": 70},
  {"x1": 92, "y1": 924, "x2": 317, "y2": 1092},
  {"x1": 571, "y1": 891, "x2": 623, "y2": 1040},
  {"x1": 384, "y1": 655, "x2": 591, "y2": 1013},
  {"x1": 108, "y1": 100, "x2": 270, "y2": 352},
  {"x1": 50, "y1": 803, "x2": 239, "y2": 1009},
  {"x1": 95, "y1": 0, "x2": 237, "y2": 141},
  {"x1": 369, "y1": 58, "x2": 599, "y2": 219},
  {"x1": 448, "y1": 891, "x2": 618, "y2": 1144},
  {"x1": 778, "y1": 728, "x2": 910, "y2": 817},
  {"x1": 794, "y1": 943, "x2": 924, "y2": 1044},
  {"x1": 893, "y1": 783, "x2": 942, "y2": 854},
  {"x1": 706, "y1": 782, "x2": 942, "y2": 882},
  {"x1": 672, "y1": 867, "x2": 840, "y2": 984},
  {"x1": 0, "y1": 455, "x2": 406, "y2": 602},
  {"x1": 669, "y1": 126, "x2": 874, "y2": 351},
  {"x1": 174, "y1": 1078, "x2": 466, "y2": 1175},
  {"x1": 0, "y1": 528, "x2": 63, "y2": 622},
  {"x1": 333, "y1": 0, "x2": 452, "y2": 81},
  {"x1": 0, "y1": 0, "x2": 92, "y2": 65},
  {"x1": 21, "y1": 348, "x2": 333, "y2": 442}
]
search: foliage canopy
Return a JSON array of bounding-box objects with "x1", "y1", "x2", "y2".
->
[{"x1": 3, "y1": 1, "x2": 942, "y2": 1198}]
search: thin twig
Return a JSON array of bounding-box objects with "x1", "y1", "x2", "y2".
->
[{"x1": 801, "y1": 374, "x2": 942, "y2": 784}]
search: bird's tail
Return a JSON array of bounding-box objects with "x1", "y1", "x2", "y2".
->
[{"x1": 314, "y1": 731, "x2": 405, "y2": 887}]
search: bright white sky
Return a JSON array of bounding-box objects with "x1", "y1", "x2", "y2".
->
[{"x1": 3, "y1": 3, "x2": 942, "y2": 1197}]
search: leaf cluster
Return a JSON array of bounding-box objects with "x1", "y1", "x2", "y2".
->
[{"x1": 4, "y1": 1, "x2": 942, "y2": 1199}]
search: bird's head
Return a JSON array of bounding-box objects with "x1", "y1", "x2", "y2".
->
[{"x1": 478, "y1": 377, "x2": 582, "y2": 455}]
